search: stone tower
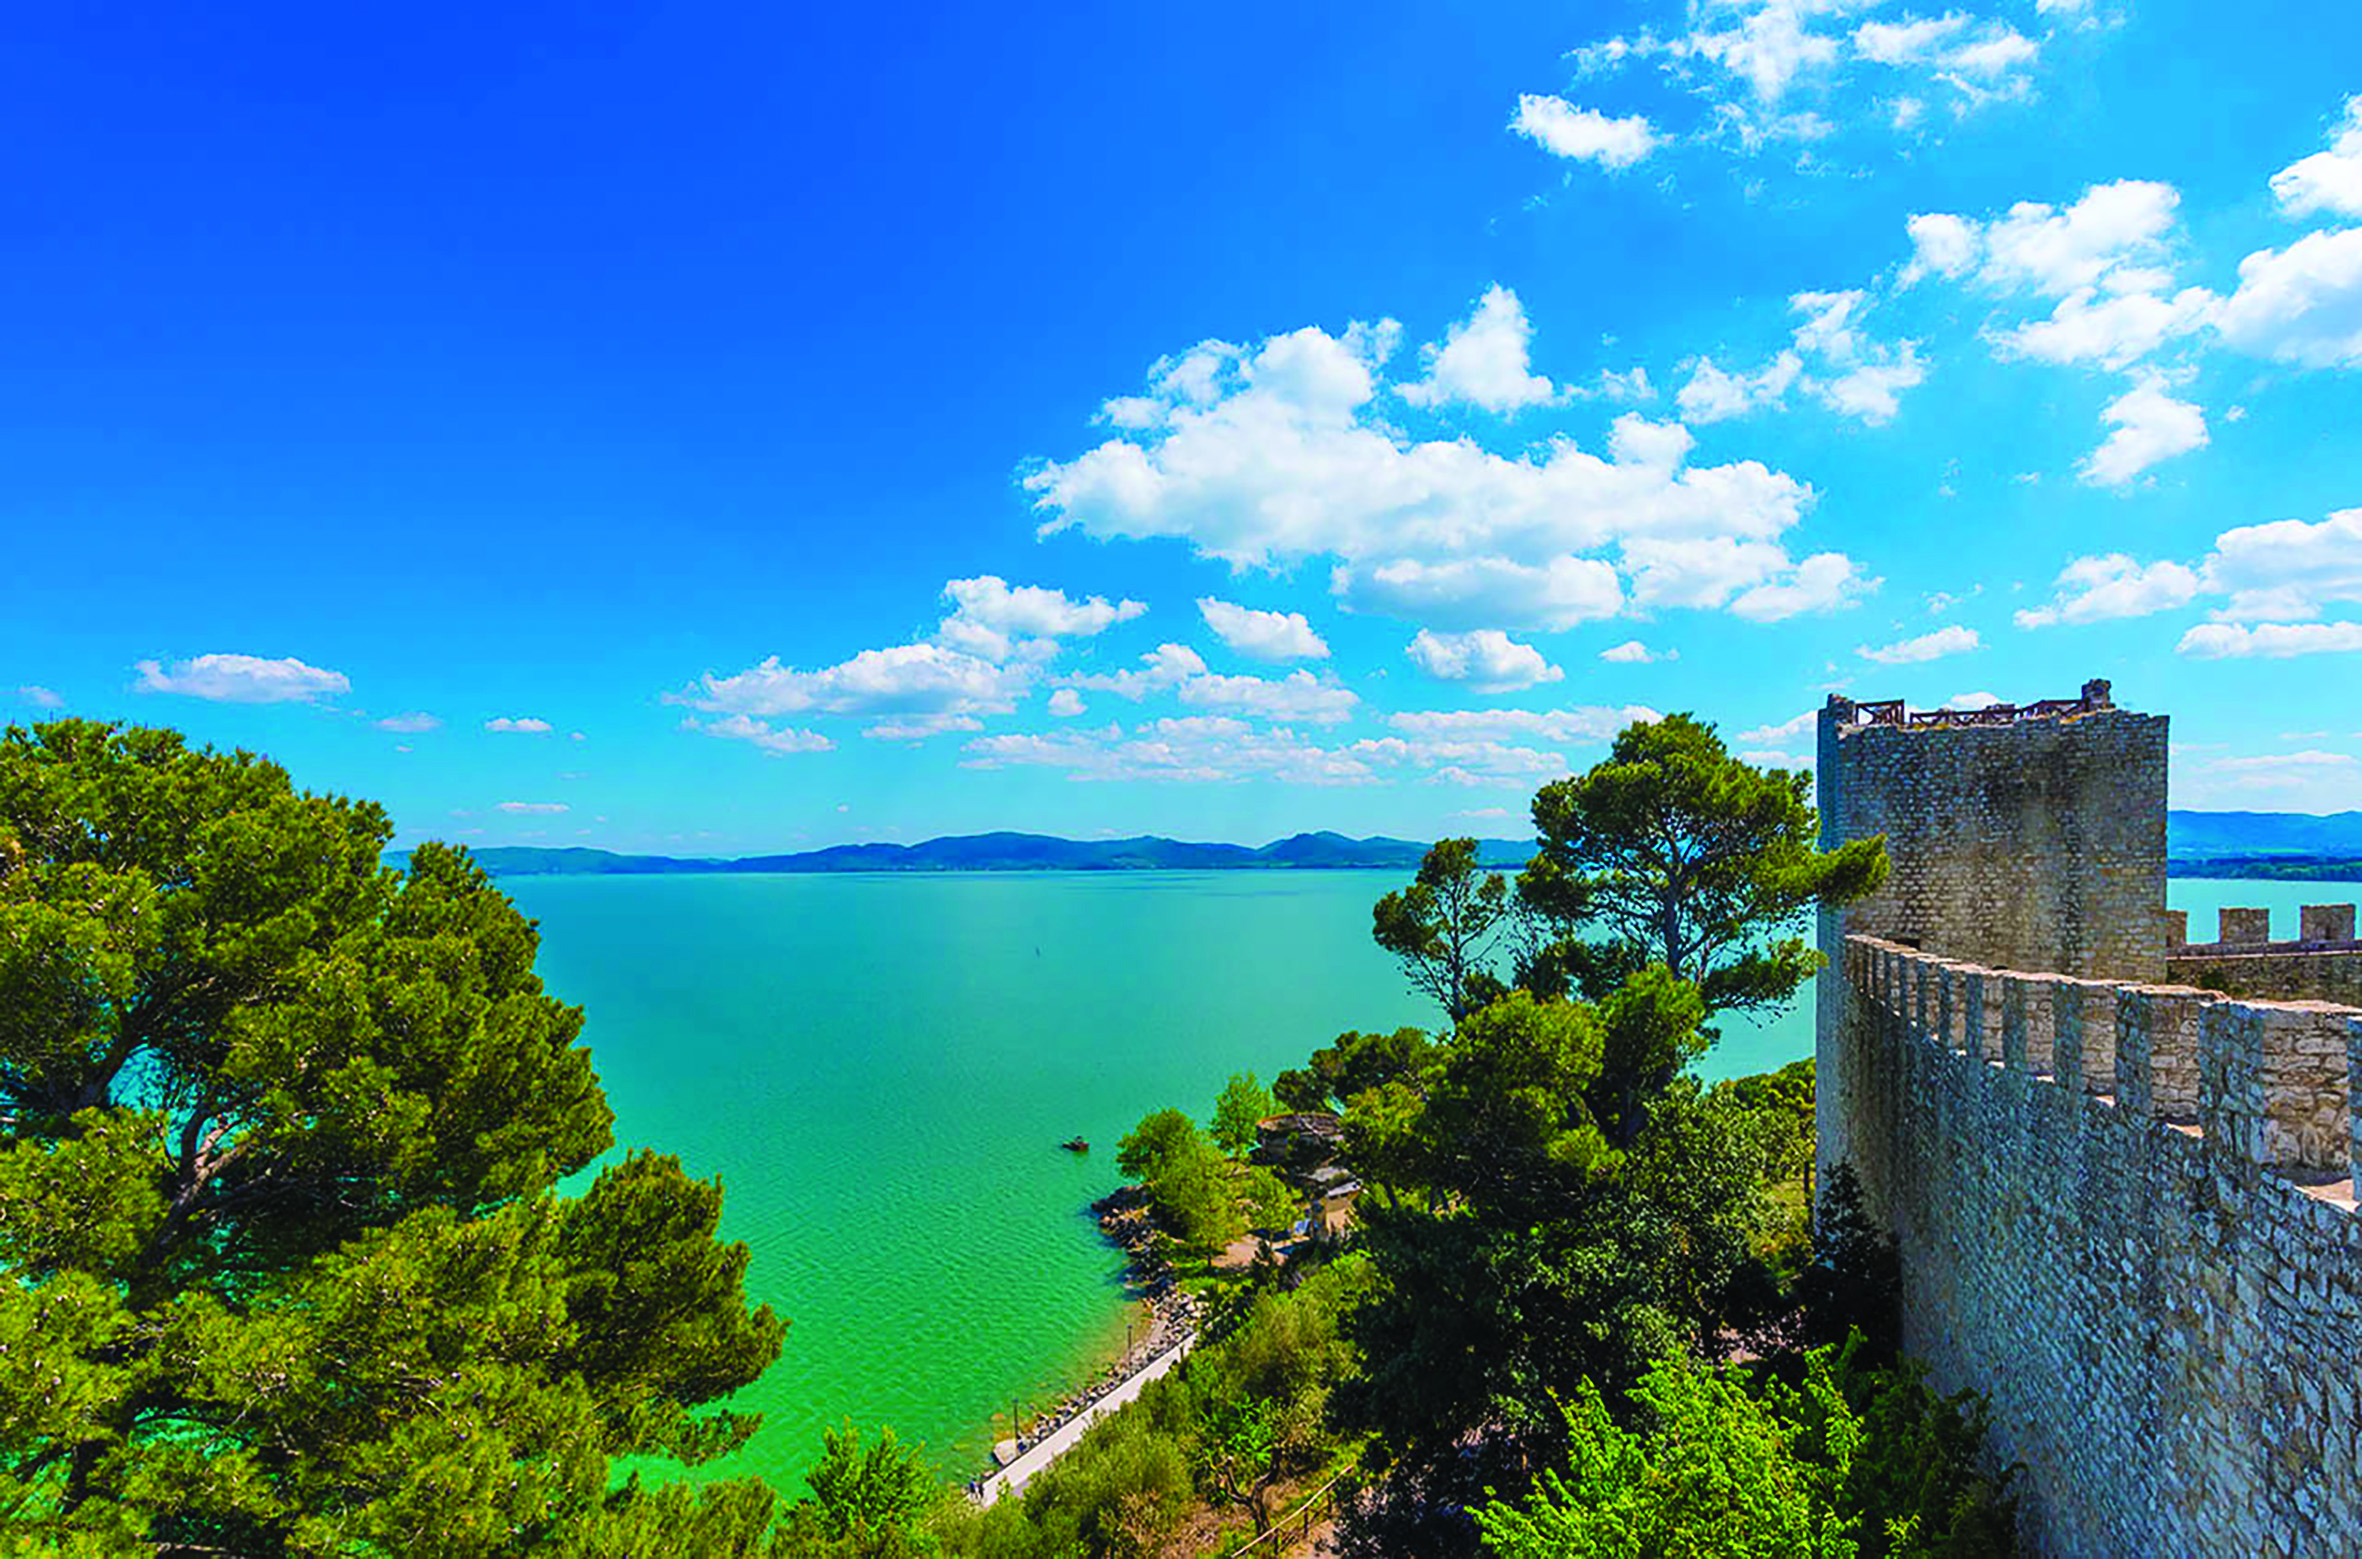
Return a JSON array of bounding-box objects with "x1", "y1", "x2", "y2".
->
[{"x1": 1814, "y1": 679, "x2": 2170, "y2": 983}]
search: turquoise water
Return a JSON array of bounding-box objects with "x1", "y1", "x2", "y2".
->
[
  {"x1": 504, "y1": 870, "x2": 2331, "y2": 1490},
  {"x1": 2168, "y1": 876, "x2": 2362, "y2": 944}
]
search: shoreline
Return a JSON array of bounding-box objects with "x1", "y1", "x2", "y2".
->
[{"x1": 959, "y1": 1185, "x2": 1204, "y2": 1495}]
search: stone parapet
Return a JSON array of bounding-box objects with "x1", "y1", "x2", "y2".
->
[{"x1": 1831, "y1": 934, "x2": 2362, "y2": 1553}]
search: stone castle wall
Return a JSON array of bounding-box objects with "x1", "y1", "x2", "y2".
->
[
  {"x1": 1816, "y1": 681, "x2": 2169, "y2": 984},
  {"x1": 1831, "y1": 938, "x2": 2362, "y2": 1556},
  {"x1": 2168, "y1": 902, "x2": 2362, "y2": 1006},
  {"x1": 1815, "y1": 684, "x2": 2362, "y2": 1554}
]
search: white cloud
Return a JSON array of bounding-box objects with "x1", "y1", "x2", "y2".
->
[
  {"x1": 1353, "y1": 733, "x2": 1573, "y2": 786},
  {"x1": 1820, "y1": 344, "x2": 1925, "y2": 424},
  {"x1": 375, "y1": 711, "x2": 440, "y2": 733},
  {"x1": 1509, "y1": 96, "x2": 1659, "y2": 170},
  {"x1": 2176, "y1": 621, "x2": 2362, "y2": 659},
  {"x1": 1738, "y1": 710, "x2": 1817, "y2": 745},
  {"x1": 2199, "y1": 508, "x2": 2362, "y2": 620},
  {"x1": 15, "y1": 686, "x2": 63, "y2": 708},
  {"x1": 1576, "y1": 366, "x2": 1657, "y2": 402},
  {"x1": 485, "y1": 716, "x2": 555, "y2": 733},
  {"x1": 1060, "y1": 642, "x2": 1357, "y2": 723},
  {"x1": 1997, "y1": 285, "x2": 2218, "y2": 369},
  {"x1": 1676, "y1": 292, "x2": 1922, "y2": 427},
  {"x1": 2214, "y1": 226, "x2": 2362, "y2": 369},
  {"x1": 1569, "y1": 1, "x2": 2059, "y2": 153},
  {"x1": 964, "y1": 717, "x2": 1379, "y2": 787},
  {"x1": 2269, "y1": 97, "x2": 2362, "y2": 220},
  {"x1": 1405, "y1": 629, "x2": 1566, "y2": 693},
  {"x1": 1179, "y1": 670, "x2": 1359, "y2": 724},
  {"x1": 1900, "y1": 212, "x2": 1980, "y2": 284},
  {"x1": 1943, "y1": 691, "x2": 2005, "y2": 710},
  {"x1": 1197, "y1": 598, "x2": 1330, "y2": 661},
  {"x1": 1334, "y1": 555, "x2": 1627, "y2": 631},
  {"x1": 1047, "y1": 688, "x2": 1086, "y2": 717},
  {"x1": 1730, "y1": 553, "x2": 1874, "y2": 621},
  {"x1": 1677, "y1": 351, "x2": 1804, "y2": 422},
  {"x1": 1063, "y1": 642, "x2": 1209, "y2": 699},
  {"x1": 681, "y1": 713, "x2": 835, "y2": 756},
  {"x1": 2014, "y1": 554, "x2": 2204, "y2": 627},
  {"x1": 2080, "y1": 374, "x2": 2208, "y2": 486},
  {"x1": 1028, "y1": 318, "x2": 1846, "y2": 635},
  {"x1": 936, "y1": 575, "x2": 1146, "y2": 661},
  {"x1": 1858, "y1": 624, "x2": 1981, "y2": 664},
  {"x1": 1974, "y1": 181, "x2": 2185, "y2": 297},
  {"x1": 865, "y1": 714, "x2": 984, "y2": 741},
  {"x1": 497, "y1": 801, "x2": 570, "y2": 815},
  {"x1": 133, "y1": 653, "x2": 349, "y2": 705},
  {"x1": 1389, "y1": 705, "x2": 1660, "y2": 745},
  {"x1": 2183, "y1": 749, "x2": 2362, "y2": 810},
  {"x1": 1399, "y1": 286, "x2": 1560, "y2": 413},
  {"x1": 671, "y1": 643, "x2": 1029, "y2": 728},
  {"x1": 1852, "y1": 15, "x2": 1970, "y2": 66},
  {"x1": 1599, "y1": 639, "x2": 1672, "y2": 663}
]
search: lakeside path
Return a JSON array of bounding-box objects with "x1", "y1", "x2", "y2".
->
[{"x1": 972, "y1": 1333, "x2": 1197, "y2": 1508}]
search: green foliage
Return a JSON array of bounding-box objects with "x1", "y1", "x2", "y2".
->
[
  {"x1": 1798, "y1": 1164, "x2": 1902, "y2": 1363},
  {"x1": 1331, "y1": 994, "x2": 1788, "y2": 1556},
  {"x1": 0, "y1": 720, "x2": 787, "y2": 1549},
  {"x1": 1518, "y1": 714, "x2": 1888, "y2": 1017},
  {"x1": 1116, "y1": 1107, "x2": 1198, "y2": 1183},
  {"x1": 791, "y1": 1422, "x2": 940, "y2": 1556},
  {"x1": 1475, "y1": 1341, "x2": 2016, "y2": 1559},
  {"x1": 1273, "y1": 1026, "x2": 1431, "y2": 1115},
  {"x1": 1475, "y1": 1350, "x2": 1864, "y2": 1559},
  {"x1": 940, "y1": 1259, "x2": 1368, "y2": 1559},
  {"x1": 1832, "y1": 1342, "x2": 2017, "y2": 1558},
  {"x1": 1372, "y1": 838, "x2": 1513, "y2": 1023},
  {"x1": 1715, "y1": 1058, "x2": 1815, "y2": 1144},
  {"x1": 1414, "y1": 991, "x2": 1610, "y2": 1207},
  {"x1": 1235, "y1": 1164, "x2": 1300, "y2": 1234},
  {"x1": 1210, "y1": 1071, "x2": 1280, "y2": 1158},
  {"x1": 1120, "y1": 1109, "x2": 1245, "y2": 1252}
]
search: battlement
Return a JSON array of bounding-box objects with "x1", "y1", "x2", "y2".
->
[
  {"x1": 1827, "y1": 677, "x2": 2119, "y2": 735},
  {"x1": 2165, "y1": 903, "x2": 2362, "y2": 1009},
  {"x1": 1816, "y1": 676, "x2": 2168, "y2": 983},
  {"x1": 1815, "y1": 681, "x2": 2362, "y2": 1551},
  {"x1": 1846, "y1": 933, "x2": 2362, "y2": 1193}
]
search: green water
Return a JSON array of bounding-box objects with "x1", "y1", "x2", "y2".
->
[
  {"x1": 507, "y1": 869, "x2": 1813, "y2": 1489},
  {"x1": 2167, "y1": 876, "x2": 2362, "y2": 944},
  {"x1": 507, "y1": 870, "x2": 2333, "y2": 1490}
]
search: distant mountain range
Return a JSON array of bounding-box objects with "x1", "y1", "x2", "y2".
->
[
  {"x1": 409, "y1": 831, "x2": 1540, "y2": 878},
  {"x1": 2165, "y1": 810, "x2": 2362, "y2": 861},
  {"x1": 394, "y1": 812, "x2": 2362, "y2": 879}
]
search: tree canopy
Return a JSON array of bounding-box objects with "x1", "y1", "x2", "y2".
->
[
  {"x1": 1519, "y1": 714, "x2": 1888, "y2": 1016},
  {"x1": 1371, "y1": 838, "x2": 1511, "y2": 1024},
  {"x1": 0, "y1": 720, "x2": 787, "y2": 1551}
]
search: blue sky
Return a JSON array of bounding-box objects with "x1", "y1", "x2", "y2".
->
[{"x1": 5, "y1": 0, "x2": 2360, "y2": 851}]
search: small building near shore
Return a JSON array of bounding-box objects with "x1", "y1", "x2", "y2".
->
[{"x1": 1255, "y1": 1111, "x2": 1343, "y2": 1165}]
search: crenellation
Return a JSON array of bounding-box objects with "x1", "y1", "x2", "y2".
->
[
  {"x1": 2301, "y1": 903, "x2": 2358, "y2": 944},
  {"x1": 1817, "y1": 681, "x2": 2362, "y2": 1554},
  {"x1": 2221, "y1": 906, "x2": 2274, "y2": 947}
]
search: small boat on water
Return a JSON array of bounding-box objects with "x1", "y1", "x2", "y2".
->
[{"x1": 1060, "y1": 1136, "x2": 1090, "y2": 1153}]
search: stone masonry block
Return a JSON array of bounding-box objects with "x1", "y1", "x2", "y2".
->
[
  {"x1": 2203, "y1": 1000, "x2": 2354, "y2": 1177},
  {"x1": 2165, "y1": 908, "x2": 2189, "y2": 947},
  {"x1": 2349, "y1": 1014, "x2": 2362, "y2": 1190},
  {"x1": 2000, "y1": 974, "x2": 2030, "y2": 1073},
  {"x1": 2300, "y1": 904, "x2": 2358, "y2": 945},
  {"x1": 2221, "y1": 907, "x2": 2273, "y2": 947}
]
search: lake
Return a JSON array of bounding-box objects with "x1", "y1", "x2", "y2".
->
[{"x1": 503, "y1": 869, "x2": 2356, "y2": 1491}]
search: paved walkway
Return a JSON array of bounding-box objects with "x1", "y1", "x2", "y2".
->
[{"x1": 972, "y1": 1333, "x2": 1197, "y2": 1507}]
